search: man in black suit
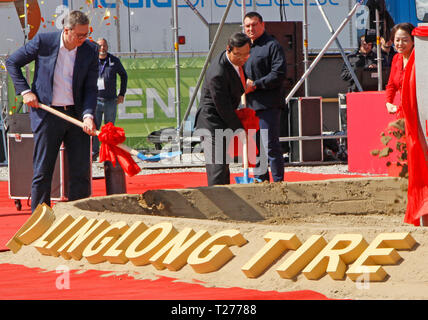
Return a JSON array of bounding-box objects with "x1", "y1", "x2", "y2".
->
[
  {"x1": 194, "y1": 32, "x2": 251, "y2": 186},
  {"x1": 6, "y1": 10, "x2": 98, "y2": 212}
]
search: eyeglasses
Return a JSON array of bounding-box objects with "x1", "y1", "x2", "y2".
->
[
  {"x1": 230, "y1": 50, "x2": 250, "y2": 59},
  {"x1": 69, "y1": 28, "x2": 91, "y2": 39}
]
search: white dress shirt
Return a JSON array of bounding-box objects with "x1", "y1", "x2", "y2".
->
[
  {"x1": 22, "y1": 32, "x2": 94, "y2": 120},
  {"x1": 51, "y1": 31, "x2": 76, "y2": 106},
  {"x1": 225, "y1": 51, "x2": 241, "y2": 77}
]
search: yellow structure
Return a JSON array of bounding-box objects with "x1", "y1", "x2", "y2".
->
[
  {"x1": 241, "y1": 232, "x2": 301, "y2": 278},
  {"x1": 83, "y1": 221, "x2": 130, "y2": 264},
  {"x1": 346, "y1": 233, "x2": 416, "y2": 282},
  {"x1": 125, "y1": 222, "x2": 178, "y2": 266},
  {"x1": 149, "y1": 228, "x2": 211, "y2": 271},
  {"x1": 104, "y1": 222, "x2": 148, "y2": 264},
  {"x1": 302, "y1": 234, "x2": 368, "y2": 280},
  {"x1": 6, "y1": 204, "x2": 55, "y2": 253},
  {"x1": 276, "y1": 235, "x2": 327, "y2": 279},
  {"x1": 6, "y1": 206, "x2": 418, "y2": 282},
  {"x1": 187, "y1": 230, "x2": 247, "y2": 273}
]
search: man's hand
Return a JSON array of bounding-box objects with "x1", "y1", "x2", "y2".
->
[
  {"x1": 22, "y1": 92, "x2": 39, "y2": 108},
  {"x1": 237, "y1": 128, "x2": 247, "y2": 144},
  {"x1": 245, "y1": 79, "x2": 256, "y2": 94},
  {"x1": 117, "y1": 95, "x2": 125, "y2": 104},
  {"x1": 386, "y1": 102, "x2": 398, "y2": 114},
  {"x1": 82, "y1": 117, "x2": 97, "y2": 136}
]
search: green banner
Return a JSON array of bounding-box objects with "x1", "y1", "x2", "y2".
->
[
  {"x1": 116, "y1": 56, "x2": 205, "y2": 149},
  {"x1": 8, "y1": 56, "x2": 206, "y2": 150}
]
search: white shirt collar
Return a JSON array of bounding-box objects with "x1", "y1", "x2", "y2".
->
[
  {"x1": 225, "y1": 50, "x2": 240, "y2": 76},
  {"x1": 60, "y1": 31, "x2": 78, "y2": 53}
]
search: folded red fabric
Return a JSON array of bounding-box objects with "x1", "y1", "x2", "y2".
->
[
  {"x1": 231, "y1": 108, "x2": 260, "y2": 167},
  {"x1": 401, "y1": 48, "x2": 428, "y2": 226},
  {"x1": 236, "y1": 107, "x2": 260, "y2": 132}
]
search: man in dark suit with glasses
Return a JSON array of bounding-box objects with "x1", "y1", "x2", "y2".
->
[
  {"x1": 6, "y1": 10, "x2": 99, "y2": 212},
  {"x1": 194, "y1": 32, "x2": 251, "y2": 186}
]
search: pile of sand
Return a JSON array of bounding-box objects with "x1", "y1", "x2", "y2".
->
[{"x1": 1, "y1": 177, "x2": 427, "y2": 300}]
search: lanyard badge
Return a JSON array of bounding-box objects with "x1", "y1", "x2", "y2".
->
[{"x1": 98, "y1": 59, "x2": 108, "y2": 90}]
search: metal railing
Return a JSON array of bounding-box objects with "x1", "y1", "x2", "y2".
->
[{"x1": 112, "y1": 51, "x2": 208, "y2": 59}]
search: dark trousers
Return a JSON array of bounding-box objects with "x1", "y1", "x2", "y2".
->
[
  {"x1": 202, "y1": 132, "x2": 231, "y2": 186},
  {"x1": 254, "y1": 108, "x2": 284, "y2": 182},
  {"x1": 92, "y1": 98, "x2": 117, "y2": 155},
  {"x1": 31, "y1": 110, "x2": 91, "y2": 212}
]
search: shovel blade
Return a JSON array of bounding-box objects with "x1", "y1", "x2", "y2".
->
[
  {"x1": 234, "y1": 169, "x2": 260, "y2": 184},
  {"x1": 235, "y1": 176, "x2": 255, "y2": 184},
  {"x1": 137, "y1": 150, "x2": 182, "y2": 162}
]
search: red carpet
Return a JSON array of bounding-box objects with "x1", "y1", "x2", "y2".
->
[
  {"x1": 0, "y1": 263, "x2": 329, "y2": 300},
  {"x1": 0, "y1": 170, "x2": 365, "y2": 300}
]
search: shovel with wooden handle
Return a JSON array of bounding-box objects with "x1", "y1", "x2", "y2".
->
[
  {"x1": 234, "y1": 131, "x2": 256, "y2": 184},
  {"x1": 234, "y1": 94, "x2": 260, "y2": 184},
  {"x1": 38, "y1": 103, "x2": 181, "y2": 162}
]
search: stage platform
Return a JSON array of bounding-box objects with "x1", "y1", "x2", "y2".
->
[{"x1": 347, "y1": 91, "x2": 401, "y2": 174}]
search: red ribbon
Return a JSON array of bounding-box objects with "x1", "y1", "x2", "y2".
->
[
  {"x1": 236, "y1": 107, "x2": 260, "y2": 132},
  {"x1": 230, "y1": 108, "x2": 260, "y2": 167},
  {"x1": 401, "y1": 50, "x2": 428, "y2": 226},
  {"x1": 98, "y1": 122, "x2": 141, "y2": 177}
]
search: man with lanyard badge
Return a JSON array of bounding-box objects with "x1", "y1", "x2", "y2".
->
[{"x1": 92, "y1": 38, "x2": 128, "y2": 161}]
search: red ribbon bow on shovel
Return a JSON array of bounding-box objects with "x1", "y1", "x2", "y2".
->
[
  {"x1": 229, "y1": 108, "x2": 260, "y2": 167},
  {"x1": 98, "y1": 122, "x2": 141, "y2": 177}
]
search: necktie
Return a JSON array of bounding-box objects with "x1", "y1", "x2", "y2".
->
[
  {"x1": 239, "y1": 67, "x2": 247, "y2": 107},
  {"x1": 239, "y1": 66, "x2": 246, "y2": 89}
]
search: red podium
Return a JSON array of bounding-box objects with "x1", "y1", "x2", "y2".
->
[{"x1": 347, "y1": 91, "x2": 401, "y2": 174}]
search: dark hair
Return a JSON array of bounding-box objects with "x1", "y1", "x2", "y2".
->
[
  {"x1": 244, "y1": 11, "x2": 263, "y2": 23},
  {"x1": 358, "y1": 34, "x2": 373, "y2": 47},
  {"x1": 391, "y1": 23, "x2": 416, "y2": 42},
  {"x1": 227, "y1": 32, "x2": 251, "y2": 51}
]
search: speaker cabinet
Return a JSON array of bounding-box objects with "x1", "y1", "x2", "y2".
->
[
  {"x1": 289, "y1": 97, "x2": 323, "y2": 162},
  {"x1": 264, "y1": 21, "x2": 304, "y2": 97},
  {"x1": 8, "y1": 133, "x2": 69, "y2": 202}
]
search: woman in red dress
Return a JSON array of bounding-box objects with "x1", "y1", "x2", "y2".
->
[
  {"x1": 386, "y1": 23, "x2": 428, "y2": 226},
  {"x1": 385, "y1": 23, "x2": 415, "y2": 116}
]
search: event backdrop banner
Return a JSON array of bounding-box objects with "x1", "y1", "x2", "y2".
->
[{"x1": 8, "y1": 56, "x2": 206, "y2": 149}]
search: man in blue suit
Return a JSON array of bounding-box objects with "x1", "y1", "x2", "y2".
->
[{"x1": 6, "y1": 10, "x2": 99, "y2": 212}]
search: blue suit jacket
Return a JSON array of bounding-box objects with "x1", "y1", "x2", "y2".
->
[{"x1": 6, "y1": 31, "x2": 99, "y2": 132}]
